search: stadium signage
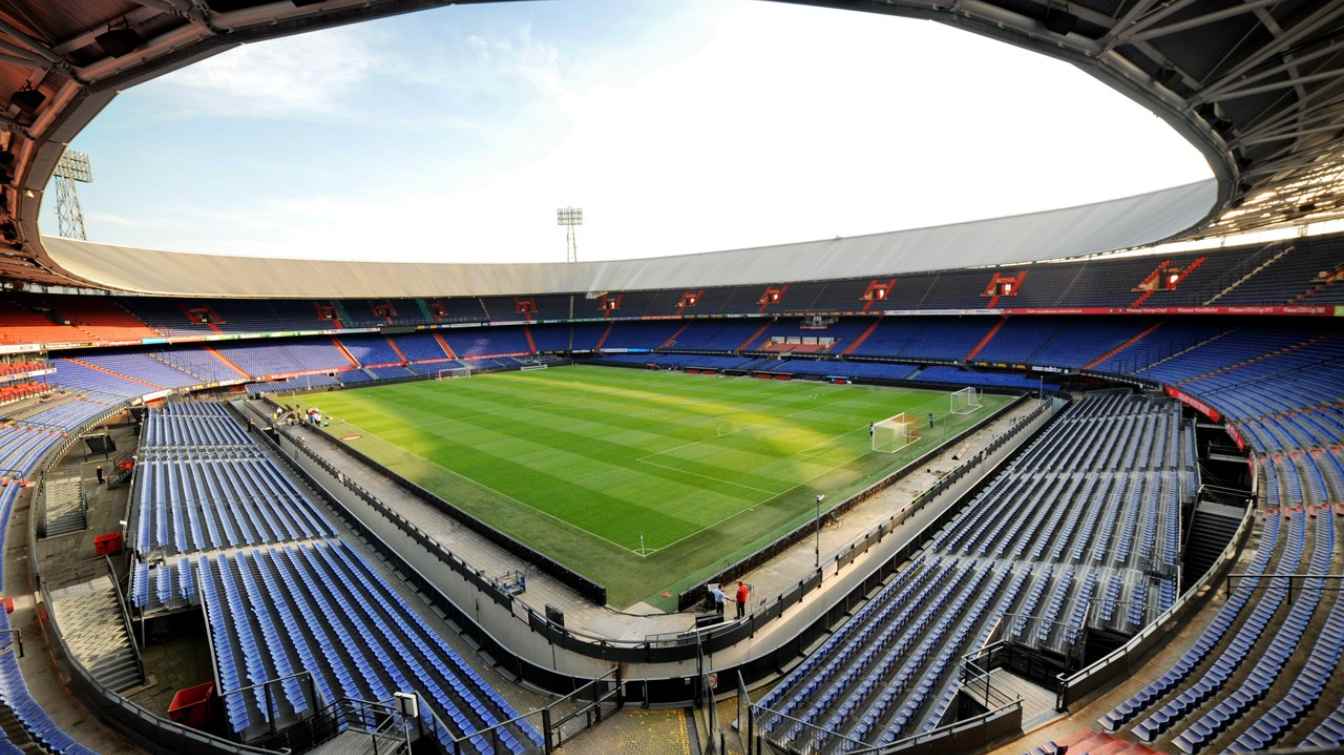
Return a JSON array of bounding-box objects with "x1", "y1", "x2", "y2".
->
[{"x1": 1003, "y1": 305, "x2": 1335, "y2": 317}]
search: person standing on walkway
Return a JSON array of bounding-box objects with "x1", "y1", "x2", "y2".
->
[
  {"x1": 708, "y1": 584, "x2": 725, "y2": 617},
  {"x1": 735, "y1": 581, "x2": 750, "y2": 619}
]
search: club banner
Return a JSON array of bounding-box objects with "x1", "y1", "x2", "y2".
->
[{"x1": 1165, "y1": 385, "x2": 1222, "y2": 421}]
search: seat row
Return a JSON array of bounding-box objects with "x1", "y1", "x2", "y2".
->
[
  {"x1": 132, "y1": 454, "x2": 332, "y2": 555},
  {"x1": 201, "y1": 543, "x2": 540, "y2": 752},
  {"x1": 762, "y1": 393, "x2": 1194, "y2": 751}
]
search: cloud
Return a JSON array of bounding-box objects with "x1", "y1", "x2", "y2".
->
[
  {"x1": 85, "y1": 211, "x2": 140, "y2": 227},
  {"x1": 75, "y1": 0, "x2": 1214, "y2": 264},
  {"x1": 155, "y1": 26, "x2": 382, "y2": 118}
]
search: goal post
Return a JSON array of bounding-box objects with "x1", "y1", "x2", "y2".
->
[
  {"x1": 871, "y1": 413, "x2": 920, "y2": 453},
  {"x1": 950, "y1": 386, "x2": 981, "y2": 415},
  {"x1": 436, "y1": 366, "x2": 471, "y2": 380}
]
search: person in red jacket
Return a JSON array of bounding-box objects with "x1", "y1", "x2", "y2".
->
[{"x1": 735, "y1": 581, "x2": 750, "y2": 619}]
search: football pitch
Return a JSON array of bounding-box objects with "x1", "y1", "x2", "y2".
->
[{"x1": 301, "y1": 364, "x2": 1010, "y2": 608}]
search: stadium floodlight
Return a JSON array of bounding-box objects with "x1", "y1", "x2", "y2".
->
[
  {"x1": 52, "y1": 148, "x2": 93, "y2": 240},
  {"x1": 557, "y1": 206, "x2": 583, "y2": 263}
]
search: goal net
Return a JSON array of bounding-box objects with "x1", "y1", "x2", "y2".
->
[
  {"x1": 436, "y1": 366, "x2": 472, "y2": 380},
  {"x1": 950, "y1": 386, "x2": 981, "y2": 415},
  {"x1": 872, "y1": 413, "x2": 920, "y2": 453}
]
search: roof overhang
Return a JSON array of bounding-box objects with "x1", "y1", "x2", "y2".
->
[
  {"x1": 0, "y1": 0, "x2": 1340, "y2": 292},
  {"x1": 41, "y1": 179, "x2": 1216, "y2": 297}
]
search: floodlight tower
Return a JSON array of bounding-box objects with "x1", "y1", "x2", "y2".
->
[
  {"x1": 557, "y1": 206, "x2": 583, "y2": 263},
  {"x1": 53, "y1": 148, "x2": 93, "y2": 240}
]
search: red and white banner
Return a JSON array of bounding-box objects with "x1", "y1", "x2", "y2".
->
[
  {"x1": 1003, "y1": 305, "x2": 1338, "y2": 317},
  {"x1": 1165, "y1": 385, "x2": 1222, "y2": 421}
]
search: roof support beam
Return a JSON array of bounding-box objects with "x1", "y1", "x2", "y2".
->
[
  {"x1": 1099, "y1": 0, "x2": 1164, "y2": 53},
  {"x1": 1200, "y1": 36, "x2": 1344, "y2": 101},
  {"x1": 1204, "y1": 67, "x2": 1344, "y2": 104},
  {"x1": 0, "y1": 17, "x2": 63, "y2": 65},
  {"x1": 1105, "y1": 0, "x2": 1201, "y2": 48},
  {"x1": 1236, "y1": 122, "x2": 1344, "y2": 147},
  {"x1": 1238, "y1": 74, "x2": 1344, "y2": 135},
  {"x1": 1235, "y1": 93, "x2": 1344, "y2": 145},
  {"x1": 1195, "y1": 3, "x2": 1344, "y2": 104},
  {"x1": 0, "y1": 37, "x2": 51, "y2": 69},
  {"x1": 1128, "y1": 0, "x2": 1280, "y2": 45}
]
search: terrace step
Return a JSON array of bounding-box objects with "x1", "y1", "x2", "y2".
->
[
  {"x1": 1137, "y1": 330, "x2": 1235, "y2": 374},
  {"x1": 964, "y1": 316, "x2": 1006, "y2": 361},
  {"x1": 1181, "y1": 501, "x2": 1242, "y2": 588},
  {"x1": 1205, "y1": 244, "x2": 1293, "y2": 305},
  {"x1": 65, "y1": 356, "x2": 163, "y2": 390},
  {"x1": 50, "y1": 576, "x2": 143, "y2": 693},
  {"x1": 384, "y1": 336, "x2": 410, "y2": 364},
  {"x1": 659, "y1": 322, "x2": 689, "y2": 350},
  {"x1": 432, "y1": 332, "x2": 458, "y2": 359},
  {"x1": 1084, "y1": 322, "x2": 1164, "y2": 370},
  {"x1": 842, "y1": 317, "x2": 882, "y2": 356},
  {"x1": 206, "y1": 346, "x2": 251, "y2": 379},
  {"x1": 737, "y1": 321, "x2": 771, "y2": 352},
  {"x1": 595, "y1": 322, "x2": 615, "y2": 350},
  {"x1": 333, "y1": 338, "x2": 361, "y2": 368}
]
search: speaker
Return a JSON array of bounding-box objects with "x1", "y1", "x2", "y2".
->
[
  {"x1": 95, "y1": 27, "x2": 144, "y2": 58},
  {"x1": 1043, "y1": 8, "x2": 1078, "y2": 35},
  {"x1": 84, "y1": 434, "x2": 117, "y2": 455},
  {"x1": 9, "y1": 88, "x2": 44, "y2": 115},
  {"x1": 545, "y1": 604, "x2": 565, "y2": 627}
]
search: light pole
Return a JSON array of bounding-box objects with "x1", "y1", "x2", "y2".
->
[
  {"x1": 557, "y1": 207, "x2": 583, "y2": 263},
  {"x1": 814, "y1": 494, "x2": 825, "y2": 568}
]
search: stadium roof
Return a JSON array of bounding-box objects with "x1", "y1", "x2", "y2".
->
[
  {"x1": 42, "y1": 180, "x2": 1215, "y2": 298},
  {"x1": 0, "y1": 1, "x2": 1342, "y2": 294}
]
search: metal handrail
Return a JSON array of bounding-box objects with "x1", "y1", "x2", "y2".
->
[
  {"x1": 1056, "y1": 495, "x2": 1254, "y2": 703},
  {"x1": 845, "y1": 697, "x2": 1023, "y2": 755},
  {"x1": 103, "y1": 553, "x2": 144, "y2": 680},
  {"x1": 749, "y1": 704, "x2": 874, "y2": 751},
  {"x1": 0, "y1": 628, "x2": 22, "y2": 658}
]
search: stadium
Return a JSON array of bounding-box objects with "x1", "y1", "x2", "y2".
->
[{"x1": 0, "y1": 1, "x2": 1341, "y2": 754}]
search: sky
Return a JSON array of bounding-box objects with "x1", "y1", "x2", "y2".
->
[{"x1": 44, "y1": 0, "x2": 1213, "y2": 264}]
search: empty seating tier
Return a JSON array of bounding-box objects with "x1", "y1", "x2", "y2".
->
[
  {"x1": 200, "y1": 542, "x2": 541, "y2": 751},
  {"x1": 131, "y1": 404, "x2": 333, "y2": 556},
  {"x1": 756, "y1": 393, "x2": 1197, "y2": 751}
]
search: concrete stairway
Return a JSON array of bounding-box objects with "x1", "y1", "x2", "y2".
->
[
  {"x1": 39, "y1": 476, "x2": 85, "y2": 538},
  {"x1": 0, "y1": 701, "x2": 42, "y2": 752},
  {"x1": 50, "y1": 576, "x2": 143, "y2": 692},
  {"x1": 1203, "y1": 244, "x2": 1293, "y2": 305},
  {"x1": 1181, "y1": 502, "x2": 1243, "y2": 590},
  {"x1": 309, "y1": 728, "x2": 405, "y2": 755}
]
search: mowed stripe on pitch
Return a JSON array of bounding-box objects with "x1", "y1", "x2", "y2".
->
[
  {"x1": 317, "y1": 378, "x2": 793, "y2": 546},
  {"x1": 311, "y1": 366, "x2": 937, "y2": 550}
]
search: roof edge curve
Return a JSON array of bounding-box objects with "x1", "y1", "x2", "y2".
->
[{"x1": 42, "y1": 179, "x2": 1217, "y2": 299}]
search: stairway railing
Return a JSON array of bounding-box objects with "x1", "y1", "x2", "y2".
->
[{"x1": 103, "y1": 554, "x2": 144, "y2": 684}]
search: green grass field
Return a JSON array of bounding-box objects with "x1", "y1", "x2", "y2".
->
[{"x1": 300, "y1": 365, "x2": 1009, "y2": 608}]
